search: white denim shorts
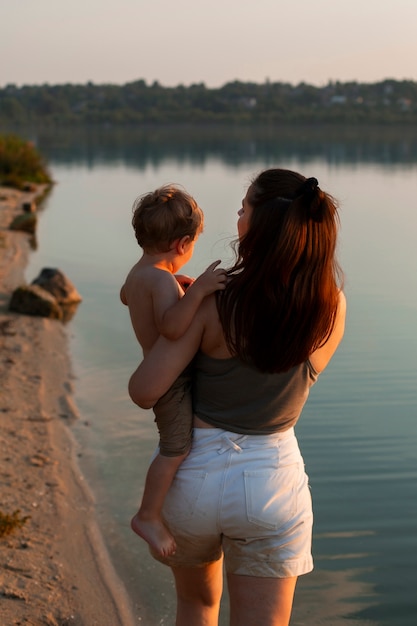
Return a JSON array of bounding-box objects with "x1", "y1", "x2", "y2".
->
[{"x1": 154, "y1": 426, "x2": 314, "y2": 578}]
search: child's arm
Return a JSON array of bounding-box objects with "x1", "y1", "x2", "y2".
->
[{"x1": 158, "y1": 260, "x2": 226, "y2": 341}]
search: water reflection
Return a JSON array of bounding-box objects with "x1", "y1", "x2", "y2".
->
[
  {"x1": 293, "y1": 568, "x2": 378, "y2": 625},
  {"x1": 5, "y1": 124, "x2": 417, "y2": 168}
]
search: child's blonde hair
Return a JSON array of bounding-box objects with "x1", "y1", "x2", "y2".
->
[{"x1": 132, "y1": 185, "x2": 204, "y2": 253}]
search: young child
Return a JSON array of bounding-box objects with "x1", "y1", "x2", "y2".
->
[{"x1": 120, "y1": 184, "x2": 226, "y2": 557}]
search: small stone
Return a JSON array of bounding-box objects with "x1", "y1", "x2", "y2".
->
[
  {"x1": 9, "y1": 284, "x2": 63, "y2": 319},
  {"x1": 9, "y1": 212, "x2": 37, "y2": 234}
]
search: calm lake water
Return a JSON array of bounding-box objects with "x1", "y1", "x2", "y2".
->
[{"x1": 20, "y1": 125, "x2": 417, "y2": 625}]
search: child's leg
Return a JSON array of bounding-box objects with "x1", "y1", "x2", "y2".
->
[
  {"x1": 131, "y1": 451, "x2": 187, "y2": 557},
  {"x1": 134, "y1": 371, "x2": 192, "y2": 556}
]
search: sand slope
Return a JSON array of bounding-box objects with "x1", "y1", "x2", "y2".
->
[{"x1": 0, "y1": 186, "x2": 135, "y2": 625}]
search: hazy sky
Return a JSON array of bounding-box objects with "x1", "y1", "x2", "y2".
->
[{"x1": 1, "y1": 0, "x2": 416, "y2": 88}]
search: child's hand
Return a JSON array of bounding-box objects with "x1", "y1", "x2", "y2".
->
[
  {"x1": 191, "y1": 260, "x2": 227, "y2": 297},
  {"x1": 175, "y1": 274, "x2": 195, "y2": 292}
]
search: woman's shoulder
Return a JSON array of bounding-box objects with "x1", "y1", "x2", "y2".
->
[{"x1": 198, "y1": 294, "x2": 232, "y2": 358}]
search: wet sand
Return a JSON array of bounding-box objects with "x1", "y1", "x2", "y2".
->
[{"x1": 0, "y1": 186, "x2": 136, "y2": 625}]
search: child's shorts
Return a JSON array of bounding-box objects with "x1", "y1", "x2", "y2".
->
[
  {"x1": 154, "y1": 426, "x2": 314, "y2": 578},
  {"x1": 153, "y1": 372, "x2": 193, "y2": 457}
]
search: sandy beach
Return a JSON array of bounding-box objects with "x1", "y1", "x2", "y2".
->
[{"x1": 0, "y1": 186, "x2": 136, "y2": 625}]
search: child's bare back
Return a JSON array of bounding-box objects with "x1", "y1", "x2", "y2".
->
[{"x1": 120, "y1": 258, "x2": 183, "y2": 355}]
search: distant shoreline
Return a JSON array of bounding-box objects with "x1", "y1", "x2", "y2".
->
[{"x1": 1, "y1": 78, "x2": 417, "y2": 126}]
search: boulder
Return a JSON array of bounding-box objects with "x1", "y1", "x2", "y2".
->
[
  {"x1": 9, "y1": 284, "x2": 63, "y2": 319},
  {"x1": 31, "y1": 268, "x2": 82, "y2": 305},
  {"x1": 9, "y1": 212, "x2": 37, "y2": 234},
  {"x1": 9, "y1": 270, "x2": 82, "y2": 321}
]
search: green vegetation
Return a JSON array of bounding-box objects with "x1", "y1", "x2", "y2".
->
[
  {"x1": 1, "y1": 79, "x2": 417, "y2": 126},
  {"x1": 0, "y1": 509, "x2": 30, "y2": 538},
  {"x1": 0, "y1": 134, "x2": 52, "y2": 189}
]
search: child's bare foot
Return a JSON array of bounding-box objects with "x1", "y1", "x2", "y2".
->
[{"x1": 130, "y1": 512, "x2": 177, "y2": 557}]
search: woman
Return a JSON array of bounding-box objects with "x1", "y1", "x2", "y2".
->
[{"x1": 129, "y1": 168, "x2": 346, "y2": 626}]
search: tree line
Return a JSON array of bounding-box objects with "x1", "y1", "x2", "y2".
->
[{"x1": 1, "y1": 79, "x2": 417, "y2": 126}]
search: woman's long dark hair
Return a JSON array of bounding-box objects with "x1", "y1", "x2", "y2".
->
[{"x1": 217, "y1": 168, "x2": 344, "y2": 373}]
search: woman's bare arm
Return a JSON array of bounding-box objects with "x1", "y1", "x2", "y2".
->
[
  {"x1": 309, "y1": 291, "x2": 346, "y2": 373},
  {"x1": 128, "y1": 307, "x2": 206, "y2": 409}
]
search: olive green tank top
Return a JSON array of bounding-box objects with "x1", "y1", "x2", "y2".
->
[{"x1": 192, "y1": 352, "x2": 318, "y2": 435}]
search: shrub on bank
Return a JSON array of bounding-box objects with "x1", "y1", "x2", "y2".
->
[
  {"x1": 0, "y1": 134, "x2": 52, "y2": 189},
  {"x1": 0, "y1": 509, "x2": 30, "y2": 537}
]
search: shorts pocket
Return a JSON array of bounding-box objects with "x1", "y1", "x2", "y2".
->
[
  {"x1": 244, "y1": 464, "x2": 299, "y2": 530},
  {"x1": 163, "y1": 470, "x2": 207, "y2": 524}
]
